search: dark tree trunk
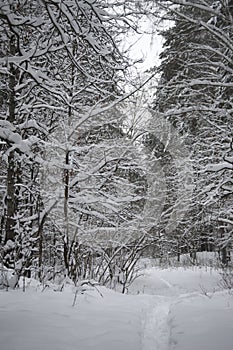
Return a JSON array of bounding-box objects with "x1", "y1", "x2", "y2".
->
[
  {"x1": 5, "y1": 34, "x2": 17, "y2": 243},
  {"x1": 5, "y1": 151, "x2": 16, "y2": 242}
]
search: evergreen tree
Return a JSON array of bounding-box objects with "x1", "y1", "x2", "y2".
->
[{"x1": 150, "y1": 0, "x2": 233, "y2": 261}]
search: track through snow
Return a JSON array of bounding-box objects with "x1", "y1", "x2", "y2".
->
[
  {"x1": 129, "y1": 269, "x2": 176, "y2": 350},
  {"x1": 142, "y1": 296, "x2": 171, "y2": 350}
]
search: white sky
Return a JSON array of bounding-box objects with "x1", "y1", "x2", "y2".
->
[
  {"x1": 122, "y1": 15, "x2": 166, "y2": 74},
  {"x1": 129, "y1": 31, "x2": 163, "y2": 72}
]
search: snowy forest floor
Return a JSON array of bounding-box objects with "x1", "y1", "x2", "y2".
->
[{"x1": 1, "y1": 259, "x2": 233, "y2": 350}]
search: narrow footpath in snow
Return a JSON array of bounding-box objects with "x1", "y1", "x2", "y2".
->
[{"x1": 141, "y1": 296, "x2": 171, "y2": 350}]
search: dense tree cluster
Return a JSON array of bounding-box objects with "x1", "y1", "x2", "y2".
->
[
  {"x1": 0, "y1": 0, "x2": 152, "y2": 289},
  {"x1": 148, "y1": 0, "x2": 233, "y2": 263}
]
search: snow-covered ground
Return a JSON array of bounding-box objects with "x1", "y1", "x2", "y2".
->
[{"x1": 1, "y1": 262, "x2": 233, "y2": 350}]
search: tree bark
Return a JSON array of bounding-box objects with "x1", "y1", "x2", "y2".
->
[{"x1": 5, "y1": 34, "x2": 17, "y2": 243}]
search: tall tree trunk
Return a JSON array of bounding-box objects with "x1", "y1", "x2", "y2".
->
[
  {"x1": 5, "y1": 151, "x2": 16, "y2": 242},
  {"x1": 5, "y1": 34, "x2": 17, "y2": 243},
  {"x1": 63, "y1": 150, "x2": 70, "y2": 273}
]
